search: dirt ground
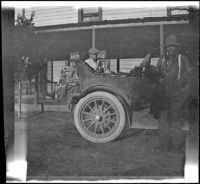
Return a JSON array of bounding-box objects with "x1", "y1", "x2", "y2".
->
[{"x1": 26, "y1": 111, "x2": 186, "y2": 180}]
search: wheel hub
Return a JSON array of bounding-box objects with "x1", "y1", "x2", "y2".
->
[{"x1": 95, "y1": 115, "x2": 103, "y2": 122}]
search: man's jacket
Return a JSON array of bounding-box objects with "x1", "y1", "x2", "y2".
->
[{"x1": 146, "y1": 53, "x2": 190, "y2": 119}]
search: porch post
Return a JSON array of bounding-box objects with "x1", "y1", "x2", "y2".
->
[
  {"x1": 160, "y1": 24, "x2": 164, "y2": 56},
  {"x1": 51, "y1": 60, "x2": 53, "y2": 92},
  {"x1": 92, "y1": 27, "x2": 96, "y2": 49},
  {"x1": 117, "y1": 58, "x2": 120, "y2": 73}
]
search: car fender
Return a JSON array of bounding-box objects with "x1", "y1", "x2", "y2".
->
[{"x1": 71, "y1": 85, "x2": 132, "y2": 128}]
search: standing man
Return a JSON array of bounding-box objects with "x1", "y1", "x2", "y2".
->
[
  {"x1": 85, "y1": 48, "x2": 100, "y2": 70},
  {"x1": 143, "y1": 35, "x2": 191, "y2": 152}
]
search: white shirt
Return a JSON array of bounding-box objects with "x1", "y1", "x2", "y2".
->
[{"x1": 85, "y1": 58, "x2": 97, "y2": 70}]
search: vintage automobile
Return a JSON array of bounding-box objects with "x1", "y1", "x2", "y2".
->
[{"x1": 68, "y1": 56, "x2": 157, "y2": 143}]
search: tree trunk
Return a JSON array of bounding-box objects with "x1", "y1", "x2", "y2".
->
[{"x1": 34, "y1": 74, "x2": 39, "y2": 104}]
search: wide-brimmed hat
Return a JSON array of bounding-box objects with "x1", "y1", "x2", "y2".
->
[
  {"x1": 164, "y1": 35, "x2": 180, "y2": 47},
  {"x1": 89, "y1": 48, "x2": 99, "y2": 55}
]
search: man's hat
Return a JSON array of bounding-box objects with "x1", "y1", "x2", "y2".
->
[
  {"x1": 89, "y1": 48, "x2": 99, "y2": 55},
  {"x1": 164, "y1": 35, "x2": 180, "y2": 47}
]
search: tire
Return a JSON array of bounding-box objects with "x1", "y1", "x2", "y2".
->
[{"x1": 74, "y1": 91, "x2": 126, "y2": 143}]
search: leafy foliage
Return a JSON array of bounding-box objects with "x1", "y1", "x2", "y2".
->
[{"x1": 14, "y1": 11, "x2": 49, "y2": 83}]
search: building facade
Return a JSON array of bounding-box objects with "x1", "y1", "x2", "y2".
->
[{"x1": 15, "y1": 6, "x2": 192, "y2": 83}]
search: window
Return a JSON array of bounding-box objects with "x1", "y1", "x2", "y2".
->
[
  {"x1": 78, "y1": 7, "x2": 102, "y2": 22},
  {"x1": 167, "y1": 6, "x2": 189, "y2": 17}
]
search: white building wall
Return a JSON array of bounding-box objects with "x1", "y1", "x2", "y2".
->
[
  {"x1": 102, "y1": 7, "x2": 167, "y2": 20},
  {"x1": 25, "y1": 6, "x2": 78, "y2": 26},
  {"x1": 15, "y1": 7, "x2": 167, "y2": 27}
]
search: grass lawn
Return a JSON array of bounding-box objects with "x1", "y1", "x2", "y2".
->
[{"x1": 26, "y1": 112, "x2": 186, "y2": 180}]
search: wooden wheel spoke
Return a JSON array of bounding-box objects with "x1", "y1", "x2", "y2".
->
[
  {"x1": 94, "y1": 100, "x2": 99, "y2": 112},
  {"x1": 105, "y1": 112, "x2": 117, "y2": 117},
  {"x1": 104, "y1": 122, "x2": 112, "y2": 131},
  {"x1": 94, "y1": 123, "x2": 99, "y2": 133},
  {"x1": 103, "y1": 105, "x2": 112, "y2": 113},
  {"x1": 100, "y1": 100, "x2": 105, "y2": 111},
  {"x1": 106, "y1": 119, "x2": 116, "y2": 124},
  {"x1": 82, "y1": 118, "x2": 93, "y2": 122},
  {"x1": 86, "y1": 120, "x2": 96, "y2": 130},
  {"x1": 82, "y1": 111, "x2": 93, "y2": 117},
  {"x1": 86, "y1": 104, "x2": 94, "y2": 112},
  {"x1": 100, "y1": 124, "x2": 104, "y2": 134}
]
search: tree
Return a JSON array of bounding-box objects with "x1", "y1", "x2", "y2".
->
[
  {"x1": 14, "y1": 11, "x2": 49, "y2": 96},
  {"x1": 14, "y1": 11, "x2": 35, "y2": 84},
  {"x1": 14, "y1": 11, "x2": 49, "y2": 83}
]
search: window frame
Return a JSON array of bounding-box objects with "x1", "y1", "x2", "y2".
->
[
  {"x1": 78, "y1": 7, "x2": 102, "y2": 22},
  {"x1": 167, "y1": 6, "x2": 189, "y2": 17}
]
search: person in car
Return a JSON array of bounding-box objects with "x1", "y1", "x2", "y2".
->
[{"x1": 85, "y1": 48, "x2": 100, "y2": 70}]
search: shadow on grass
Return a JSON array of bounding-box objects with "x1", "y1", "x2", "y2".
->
[
  {"x1": 15, "y1": 111, "x2": 44, "y2": 120},
  {"x1": 116, "y1": 128, "x2": 145, "y2": 141}
]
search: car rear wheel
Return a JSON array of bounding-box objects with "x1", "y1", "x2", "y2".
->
[{"x1": 74, "y1": 91, "x2": 126, "y2": 143}]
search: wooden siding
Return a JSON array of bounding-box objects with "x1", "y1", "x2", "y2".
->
[
  {"x1": 102, "y1": 7, "x2": 167, "y2": 20},
  {"x1": 16, "y1": 7, "x2": 167, "y2": 27},
  {"x1": 25, "y1": 6, "x2": 78, "y2": 26}
]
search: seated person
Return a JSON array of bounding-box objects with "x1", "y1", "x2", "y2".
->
[
  {"x1": 85, "y1": 48, "x2": 112, "y2": 74},
  {"x1": 85, "y1": 48, "x2": 100, "y2": 70},
  {"x1": 57, "y1": 66, "x2": 76, "y2": 101}
]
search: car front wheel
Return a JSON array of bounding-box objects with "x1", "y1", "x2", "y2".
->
[{"x1": 74, "y1": 91, "x2": 126, "y2": 143}]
